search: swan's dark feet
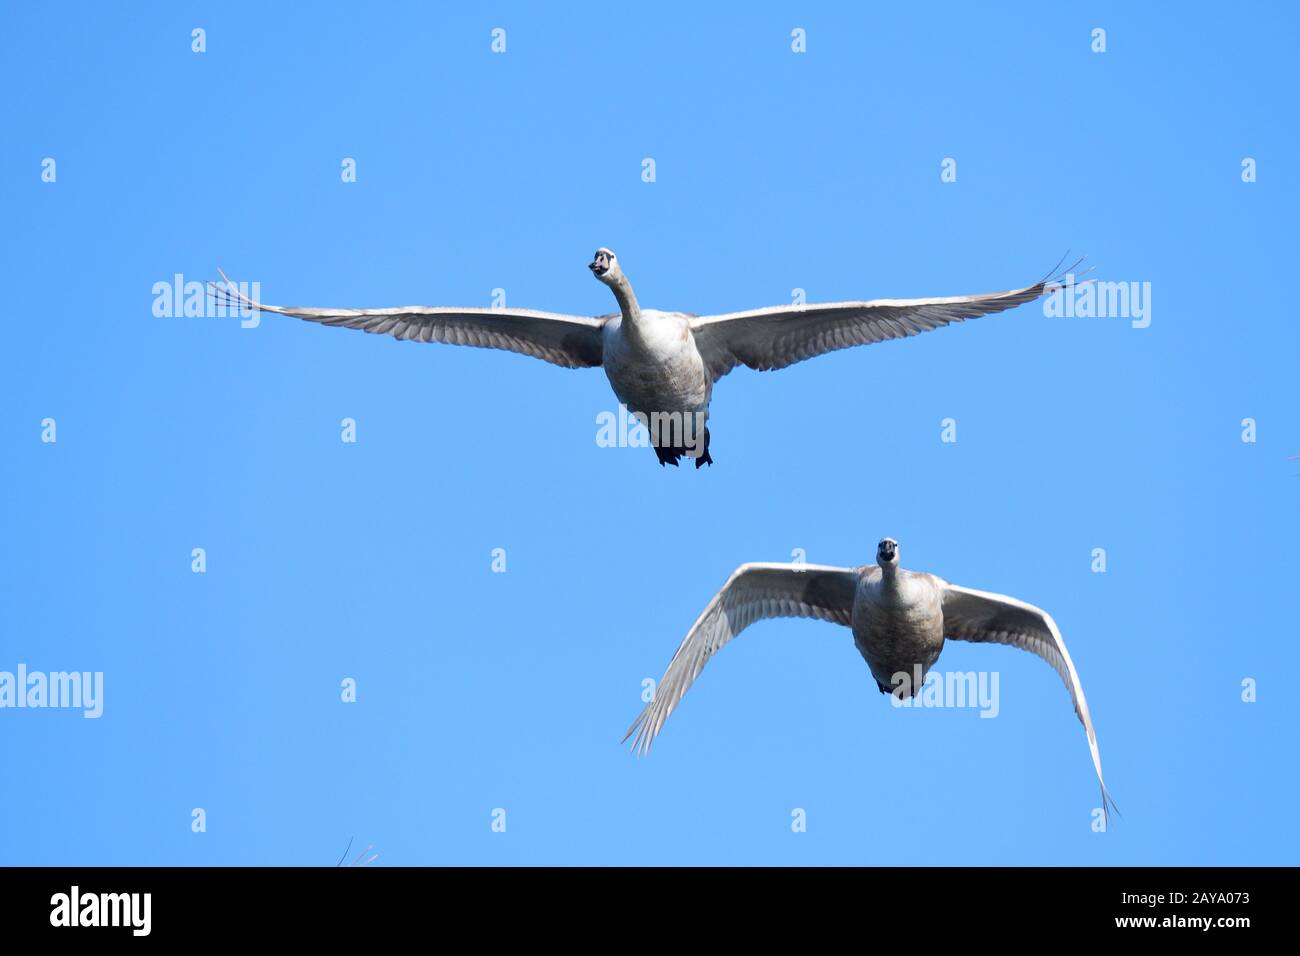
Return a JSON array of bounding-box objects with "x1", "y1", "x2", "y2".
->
[
  {"x1": 653, "y1": 429, "x2": 712, "y2": 468},
  {"x1": 693, "y1": 428, "x2": 713, "y2": 468},
  {"x1": 654, "y1": 445, "x2": 683, "y2": 467}
]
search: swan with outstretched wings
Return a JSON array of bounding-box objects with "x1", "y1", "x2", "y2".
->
[{"x1": 212, "y1": 250, "x2": 1080, "y2": 466}]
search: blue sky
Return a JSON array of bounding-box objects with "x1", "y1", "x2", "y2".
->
[{"x1": 2, "y1": 3, "x2": 1297, "y2": 865}]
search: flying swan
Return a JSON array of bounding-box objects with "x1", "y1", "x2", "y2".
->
[
  {"x1": 624, "y1": 538, "x2": 1118, "y2": 822},
  {"x1": 212, "y1": 252, "x2": 1078, "y2": 467}
]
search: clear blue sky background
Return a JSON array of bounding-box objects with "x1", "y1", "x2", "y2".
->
[{"x1": 2, "y1": 3, "x2": 1297, "y2": 865}]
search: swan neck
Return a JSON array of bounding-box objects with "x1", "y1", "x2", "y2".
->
[{"x1": 611, "y1": 276, "x2": 643, "y2": 330}]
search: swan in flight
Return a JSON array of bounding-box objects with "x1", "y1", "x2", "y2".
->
[
  {"x1": 625, "y1": 538, "x2": 1118, "y2": 822},
  {"x1": 212, "y1": 252, "x2": 1076, "y2": 467}
]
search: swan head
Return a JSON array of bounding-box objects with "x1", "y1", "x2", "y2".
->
[
  {"x1": 588, "y1": 247, "x2": 623, "y2": 286},
  {"x1": 877, "y1": 537, "x2": 899, "y2": 568}
]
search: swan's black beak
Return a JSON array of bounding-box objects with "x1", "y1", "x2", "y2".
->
[
  {"x1": 879, "y1": 540, "x2": 898, "y2": 562},
  {"x1": 590, "y1": 252, "x2": 610, "y2": 276}
]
